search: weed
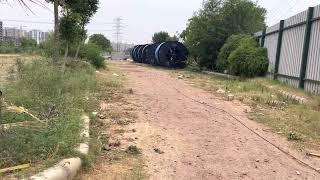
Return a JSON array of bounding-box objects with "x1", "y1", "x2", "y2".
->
[
  {"x1": 288, "y1": 132, "x2": 303, "y2": 141},
  {"x1": 116, "y1": 118, "x2": 135, "y2": 126},
  {"x1": 125, "y1": 145, "x2": 141, "y2": 155},
  {"x1": 128, "y1": 88, "x2": 134, "y2": 94}
]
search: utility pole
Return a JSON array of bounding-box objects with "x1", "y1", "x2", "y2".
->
[{"x1": 113, "y1": 17, "x2": 124, "y2": 52}]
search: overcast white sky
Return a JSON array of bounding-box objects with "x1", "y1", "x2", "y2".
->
[{"x1": 0, "y1": 0, "x2": 319, "y2": 44}]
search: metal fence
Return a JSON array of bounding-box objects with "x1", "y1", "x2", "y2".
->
[{"x1": 255, "y1": 4, "x2": 320, "y2": 94}]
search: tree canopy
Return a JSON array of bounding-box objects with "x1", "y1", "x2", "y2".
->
[
  {"x1": 152, "y1": 31, "x2": 171, "y2": 44},
  {"x1": 152, "y1": 31, "x2": 179, "y2": 44},
  {"x1": 63, "y1": 0, "x2": 99, "y2": 59},
  {"x1": 59, "y1": 13, "x2": 82, "y2": 46},
  {"x1": 181, "y1": 0, "x2": 266, "y2": 70},
  {"x1": 88, "y1": 34, "x2": 112, "y2": 53}
]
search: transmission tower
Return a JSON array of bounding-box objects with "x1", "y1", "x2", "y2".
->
[{"x1": 113, "y1": 17, "x2": 124, "y2": 52}]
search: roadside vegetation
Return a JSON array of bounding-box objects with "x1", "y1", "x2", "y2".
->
[
  {"x1": 173, "y1": 70, "x2": 320, "y2": 149},
  {"x1": 0, "y1": 37, "x2": 41, "y2": 55},
  {"x1": 216, "y1": 35, "x2": 268, "y2": 77},
  {"x1": 0, "y1": 60, "x2": 97, "y2": 174},
  {"x1": 177, "y1": 0, "x2": 320, "y2": 149},
  {"x1": 181, "y1": 0, "x2": 266, "y2": 71},
  {"x1": 0, "y1": 0, "x2": 115, "y2": 177}
]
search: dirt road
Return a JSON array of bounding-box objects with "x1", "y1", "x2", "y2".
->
[{"x1": 90, "y1": 61, "x2": 320, "y2": 179}]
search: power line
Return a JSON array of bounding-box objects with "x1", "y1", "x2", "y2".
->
[
  {"x1": 0, "y1": 19, "x2": 54, "y2": 24},
  {"x1": 0, "y1": 19, "x2": 116, "y2": 26},
  {"x1": 87, "y1": 29, "x2": 114, "y2": 32}
]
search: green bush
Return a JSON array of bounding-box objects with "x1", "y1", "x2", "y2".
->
[
  {"x1": 39, "y1": 34, "x2": 63, "y2": 57},
  {"x1": 20, "y1": 37, "x2": 38, "y2": 53},
  {"x1": 0, "y1": 59, "x2": 97, "y2": 168},
  {"x1": 79, "y1": 43, "x2": 106, "y2": 69},
  {"x1": 181, "y1": 0, "x2": 266, "y2": 70},
  {"x1": 228, "y1": 42, "x2": 269, "y2": 77},
  {"x1": 0, "y1": 44, "x2": 21, "y2": 54},
  {"x1": 216, "y1": 34, "x2": 257, "y2": 72},
  {"x1": 0, "y1": 38, "x2": 42, "y2": 55}
]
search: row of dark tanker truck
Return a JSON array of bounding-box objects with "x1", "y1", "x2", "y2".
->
[{"x1": 130, "y1": 41, "x2": 189, "y2": 68}]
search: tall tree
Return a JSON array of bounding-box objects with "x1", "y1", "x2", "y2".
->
[
  {"x1": 152, "y1": 31, "x2": 171, "y2": 44},
  {"x1": 53, "y1": 0, "x2": 59, "y2": 63},
  {"x1": 59, "y1": 11, "x2": 82, "y2": 57},
  {"x1": 88, "y1": 34, "x2": 112, "y2": 53},
  {"x1": 43, "y1": 0, "x2": 61, "y2": 63},
  {"x1": 64, "y1": 0, "x2": 99, "y2": 60},
  {"x1": 181, "y1": 0, "x2": 266, "y2": 70}
]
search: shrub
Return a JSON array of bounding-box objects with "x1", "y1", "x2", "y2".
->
[
  {"x1": 216, "y1": 34, "x2": 257, "y2": 72},
  {"x1": 181, "y1": 0, "x2": 266, "y2": 70},
  {"x1": 0, "y1": 38, "x2": 41, "y2": 55},
  {"x1": 79, "y1": 43, "x2": 106, "y2": 69},
  {"x1": 39, "y1": 34, "x2": 64, "y2": 57},
  {"x1": 0, "y1": 44, "x2": 21, "y2": 54},
  {"x1": 228, "y1": 42, "x2": 269, "y2": 78},
  {"x1": 20, "y1": 37, "x2": 38, "y2": 53}
]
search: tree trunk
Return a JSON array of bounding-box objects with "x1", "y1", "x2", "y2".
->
[
  {"x1": 61, "y1": 43, "x2": 68, "y2": 78},
  {"x1": 64, "y1": 43, "x2": 69, "y2": 58},
  {"x1": 53, "y1": 0, "x2": 60, "y2": 63},
  {"x1": 74, "y1": 23, "x2": 86, "y2": 61},
  {"x1": 74, "y1": 43, "x2": 80, "y2": 61},
  {"x1": 0, "y1": 91, "x2": 2, "y2": 121}
]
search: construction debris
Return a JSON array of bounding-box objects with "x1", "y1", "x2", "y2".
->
[
  {"x1": 5, "y1": 106, "x2": 44, "y2": 124},
  {"x1": 177, "y1": 75, "x2": 184, "y2": 79},
  {"x1": 216, "y1": 88, "x2": 226, "y2": 94},
  {"x1": 154, "y1": 148, "x2": 164, "y2": 154},
  {"x1": 306, "y1": 152, "x2": 320, "y2": 158},
  {"x1": 227, "y1": 94, "x2": 235, "y2": 101}
]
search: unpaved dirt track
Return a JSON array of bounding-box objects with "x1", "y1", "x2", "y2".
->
[{"x1": 114, "y1": 61, "x2": 320, "y2": 179}]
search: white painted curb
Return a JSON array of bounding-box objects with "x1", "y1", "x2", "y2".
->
[
  {"x1": 28, "y1": 115, "x2": 90, "y2": 180},
  {"x1": 278, "y1": 90, "x2": 307, "y2": 104}
]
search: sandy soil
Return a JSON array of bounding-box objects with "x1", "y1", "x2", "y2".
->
[{"x1": 86, "y1": 61, "x2": 320, "y2": 179}]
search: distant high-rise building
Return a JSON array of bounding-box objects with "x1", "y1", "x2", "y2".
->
[
  {"x1": 3, "y1": 27, "x2": 21, "y2": 39},
  {"x1": 0, "y1": 22, "x2": 50, "y2": 45},
  {"x1": 30, "y1": 29, "x2": 41, "y2": 44},
  {"x1": 39, "y1": 31, "x2": 49, "y2": 43},
  {"x1": 30, "y1": 29, "x2": 48, "y2": 44}
]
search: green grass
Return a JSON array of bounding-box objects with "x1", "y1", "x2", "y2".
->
[
  {"x1": 0, "y1": 59, "x2": 97, "y2": 175},
  {"x1": 174, "y1": 70, "x2": 320, "y2": 148}
]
